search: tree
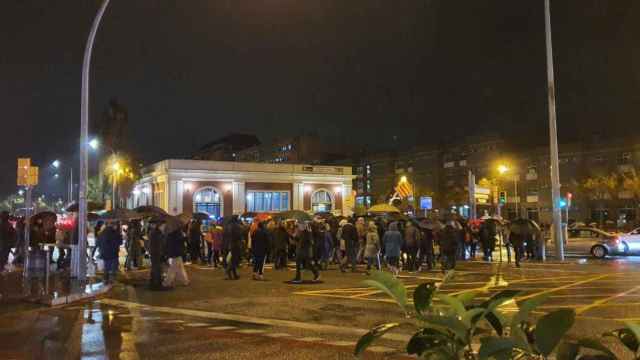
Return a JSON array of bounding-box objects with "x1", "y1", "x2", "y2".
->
[
  {"x1": 622, "y1": 172, "x2": 640, "y2": 202},
  {"x1": 579, "y1": 173, "x2": 619, "y2": 225},
  {"x1": 87, "y1": 176, "x2": 104, "y2": 204}
]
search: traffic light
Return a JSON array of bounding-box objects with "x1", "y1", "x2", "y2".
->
[
  {"x1": 567, "y1": 192, "x2": 572, "y2": 207},
  {"x1": 498, "y1": 191, "x2": 507, "y2": 204},
  {"x1": 559, "y1": 198, "x2": 567, "y2": 208}
]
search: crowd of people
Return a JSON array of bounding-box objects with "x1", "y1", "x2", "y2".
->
[
  {"x1": 0, "y1": 210, "x2": 543, "y2": 288},
  {"x1": 85, "y1": 211, "x2": 544, "y2": 290}
]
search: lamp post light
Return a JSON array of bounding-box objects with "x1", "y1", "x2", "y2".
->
[
  {"x1": 498, "y1": 165, "x2": 519, "y2": 218},
  {"x1": 74, "y1": 0, "x2": 111, "y2": 281}
]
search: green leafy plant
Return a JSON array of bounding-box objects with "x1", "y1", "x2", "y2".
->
[{"x1": 354, "y1": 271, "x2": 583, "y2": 359}]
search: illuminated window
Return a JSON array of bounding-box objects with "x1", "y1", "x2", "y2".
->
[
  {"x1": 247, "y1": 191, "x2": 289, "y2": 212},
  {"x1": 193, "y1": 187, "x2": 222, "y2": 218},
  {"x1": 311, "y1": 190, "x2": 333, "y2": 213}
]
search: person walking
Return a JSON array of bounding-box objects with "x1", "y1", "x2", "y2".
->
[
  {"x1": 509, "y1": 228, "x2": 525, "y2": 267},
  {"x1": 96, "y1": 221, "x2": 122, "y2": 284},
  {"x1": 339, "y1": 219, "x2": 358, "y2": 273},
  {"x1": 251, "y1": 221, "x2": 269, "y2": 280},
  {"x1": 207, "y1": 225, "x2": 223, "y2": 267},
  {"x1": 163, "y1": 222, "x2": 189, "y2": 287},
  {"x1": 148, "y1": 220, "x2": 167, "y2": 290},
  {"x1": 479, "y1": 221, "x2": 497, "y2": 262},
  {"x1": 291, "y1": 222, "x2": 320, "y2": 283},
  {"x1": 382, "y1": 222, "x2": 403, "y2": 277},
  {"x1": 224, "y1": 216, "x2": 243, "y2": 280},
  {"x1": 439, "y1": 221, "x2": 459, "y2": 272},
  {"x1": 272, "y1": 221, "x2": 289, "y2": 270},
  {"x1": 312, "y1": 220, "x2": 326, "y2": 270},
  {"x1": 404, "y1": 222, "x2": 420, "y2": 272},
  {"x1": 125, "y1": 220, "x2": 143, "y2": 270},
  {"x1": 364, "y1": 222, "x2": 380, "y2": 274},
  {"x1": 355, "y1": 217, "x2": 366, "y2": 263},
  {"x1": 0, "y1": 212, "x2": 16, "y2": 272},
  {"x1": 188, "y1": 220, "x2": 202, "y2": 264},
  {"x1": 418, "y1": 227, "x2": 435, "y2": 271}
]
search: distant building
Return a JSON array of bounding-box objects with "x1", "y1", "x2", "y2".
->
[
  {"x1": 192, "y1": 134, "x2": 260, "y2": 161},
  {"x1": 237, "y1": 134, "x2": 349, "y2": 164},
  {"x1": 130, "y1": 160, "x2": 354, "y2": 217}
]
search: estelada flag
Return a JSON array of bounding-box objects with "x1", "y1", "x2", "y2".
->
[{"x1": 395, "y1": 181, "x2": 412, "y2": 198}]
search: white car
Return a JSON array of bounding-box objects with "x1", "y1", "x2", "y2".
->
[{"x1": 618, "y1": 228, "x2": 640, "y2": 254}]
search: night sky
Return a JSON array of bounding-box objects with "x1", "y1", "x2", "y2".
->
[{"x1": 2, "y1": 1, "x2": 640, "y2": 198}]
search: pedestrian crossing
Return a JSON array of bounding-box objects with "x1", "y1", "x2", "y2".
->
[{"x1": 64, "y1": 301, "x2": 403, "y2": 356}]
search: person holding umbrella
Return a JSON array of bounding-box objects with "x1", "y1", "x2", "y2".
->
[
  {"x1": 291, "y1": 221, "x2": 320, "y2": 283},
  {"x1": 163, "y1": 217, "x2": 190, "y2": 287},
  {"x1": 338, "y1": 219, "x2": 358, "y2": 273},
  {"x1": 148, "y1": 219, "x2": 168, "y2": 290},
  {"x1": 251, "y1": 221, "x2": 270, "y2": 280},
  {"x1": 96, "y1": 220, "x2": 123, "y2": 284},
  {"x1": 364, "y1": 221, "x2": 380, "y2": 275}
]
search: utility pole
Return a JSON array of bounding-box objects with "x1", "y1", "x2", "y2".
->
[
  {"x1": 74, "y1": 0, "x2": 110, "y2": 280},
  {"x1": 544, "y1": 0, "x2": 564, "y2": 260},
  {"x1": 468, "y1": 170, "x2": 476, "y2": 220}
]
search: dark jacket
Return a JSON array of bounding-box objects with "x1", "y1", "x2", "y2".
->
[
  {"x1": 295, "y1": 230, "x2": 313, "y2": 259},
  {"x1": 189, "y1": 223, "x2": 201, "y2": 244},
  {"x1": 273, "y1": 226, "x2": 289, "y2": 251},
  {"x1": 97, "y1": 227, "x2": 122, "y2": 260},
  {"x1": 166, "y1": 230, "x2": 185, "y2": 258},
  {"x1": 148, "y1": 228, "x2": 165, "y2": 261},
  {"x1": 227, "y1": 222, "x2": 244, "y2": 256},
  {"x1": 440, "y1": 225, "x2": 459, "y2": 254},
  {"x1": 341, "y1": 223, "x2": 358, "y2": 250},
  {"x1": 383, "y1": 230, "x2": 403, "y2": 257},
  {"x1": 251, "y1": 227, "x2": 270, "y2": 257}
]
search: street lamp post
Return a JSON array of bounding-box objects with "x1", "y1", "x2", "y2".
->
[
  {"x1": 74, "y1": 0, "x2": 111, "y2": 280},
  {"x1": 544, "y1": 0, "x2": 565, "y2": 260}
]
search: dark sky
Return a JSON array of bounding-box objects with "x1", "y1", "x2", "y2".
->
[{"x1": 2, "y1": 0, "x2": 640, "y2": 198}]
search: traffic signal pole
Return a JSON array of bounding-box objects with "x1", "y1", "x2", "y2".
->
[{"x1": 544, "y1": 0, "x2": 565, "y2": 260}]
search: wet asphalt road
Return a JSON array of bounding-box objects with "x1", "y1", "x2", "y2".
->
[{"x1": 2, "y1": 256, "x2": 640, "y2": 359}]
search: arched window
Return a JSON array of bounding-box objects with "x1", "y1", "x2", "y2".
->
[
  {"x1": 311, "y1": 190, "x2": 333, "y2": 213},
  {"x1": 193, "y1": 187, "x2": 223, "y2": 219}
]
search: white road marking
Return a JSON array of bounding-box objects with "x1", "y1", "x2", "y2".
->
[
  {"x1": 368, "y1": 346, "x2": 396, "y2": 353},
  {"x1": 265, "y1": 333, "x2": 292, "y2": 338},
  {"x1": 183, "y1": 323, "x2": 211, "y2": 327},
  {"x1": 325, "y1": 340, "x2": 357, "y2": 347},
  {"x1": 208, "y1": 326, "x2": 237, "y2": 331},
  {"x1": 297, "y1": 337, "x2": 324, "y2": 342},
  {"x1": 235, "y1": 329, "x2": 266, "y2": 334},
  {"x1": 162, "y1": 320, "x2": 185, "y2": 324},
  {"x1": 98, "y1": 298, "x2": 411, "y2": 343}
]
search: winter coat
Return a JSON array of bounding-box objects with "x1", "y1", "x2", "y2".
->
[
  {"x1": 273, "y1": 226, "x2": 289, "y2": 251},
  {"x1": 341, "y1": 223, "x2": 359, "y2": 251},
  {"x1": 251, "y1": 228, "x2": 270, "y2": 257},
  {"x1": 166, "y1": 229, "x2": 185, "y2": 258},
  {"x1": 226, "y1": 222, "x2": 244, "y2": 257},
  {"x1": 364, "y1": 231, "x2": 380, "y2": 258},
  {"x1": 295, "y1": 230, "x2": 313, "y2": 259},
  {"x1": 189, "y1": 224, "x2": 202, "y2": 244},
  {"x1": 97, "y1": 227, "x2": 122, "y2": 260},
  {"x1": 148, "y1": 228, "x2": 165, "y2": 261},
  {"x1": 212, "y1": 228, "x2": 223, "y2": 251},
  {"x1": 439, "y1": 226, "x2": 459, "y2": 254},
  {"x1": 404, "y1": 225, "x2": 420, "y2": 249},
  {"x1": 383, "y1": 230, "x2": 403, "y2": 258},
  {"x1": 420, "y1": 228, "x2": 434, "y2": 252}
]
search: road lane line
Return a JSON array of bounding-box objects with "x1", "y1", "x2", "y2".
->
[
  {"x1": 516, "y1": 274, "x2": 609, "y2": 301},
  {"x1": 98, "y1": 298, "x2": 411, "y2": 343},
  {"x1": 576, "y1": 285, "x2": 640, "y2": 315}
]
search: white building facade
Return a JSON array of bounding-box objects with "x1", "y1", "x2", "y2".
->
[{"x1": 129, "y1": 159, "x2": 354, "y2": 218}]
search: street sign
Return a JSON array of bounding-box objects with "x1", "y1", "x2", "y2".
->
[{"x1": 419, "y1": 196, "x2": 433, "y2": 210}]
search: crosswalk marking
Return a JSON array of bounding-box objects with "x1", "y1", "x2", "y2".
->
[
  {"x1": 368, "y1": 346, "x2": 396, "y2": 353},
  {"x1": 207, "y1": 326, "x2": 237, "y2": 331},
  {"x1": 325, "y1": 340, "x2": 357, "y2": 347},
  {"x1": 298, "y1": 337, "x2": 324, "y2": 342},
  {"x1": 162, "y1": 320, "x2": 185, "y2": 324},
  {"x1": 235, "y1": 329, "x2": 266, "y2": 334},
  {"x1": 183, "y1": 323, "x2": 211, "y2": 327},
  {"x1": 265, "y1": 333, "x2": 292, "y2": 338}
]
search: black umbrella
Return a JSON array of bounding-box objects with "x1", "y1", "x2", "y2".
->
[
  {"x1": 191, "y1": 212, "x2": 211, "y2": 221},
  {"x1": 510, "y1": 218, "x2": 540, "y2": 236},
  {"x1": 97, "y1": 208, "x2": 140, "y2": 221},
  {"x1": 30, "y1": 211, "x2": 57, "y2": 224},
  {"x1": 65, "y1": 201, "x2": 104, "y2": 213},
  {"x1": 241, "y1": 211, "x2": 258, "y2": 219},
  {"x1": 133, "y1": 205, "x2": 168, "y2": 217},
  {"x1": 274, "y1": 210, "x2": 312, "y2": 222}
]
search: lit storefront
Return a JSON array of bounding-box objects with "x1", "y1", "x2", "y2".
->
[{"x1": 129, "y1": 159, "x2": 354, "y2": 218}]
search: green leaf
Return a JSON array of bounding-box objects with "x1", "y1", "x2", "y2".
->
[
  {"x1": 414, "y1": 282, "x2": 437, "y2": 315},
  {"x1": 478, "y1": 336, "x2": 515, "y2": 360},
  {"x1": 576, "y1": 338, "x2": 617, "y2": 359},
  {"x1": 624, "y1": 322, "x2": 640, "y2": 353},
  {"x1": 462, "y1": 308, "x2": 485, "y2": 328},
  {"x1": 421, "y1": 314, "x2": 469, "y2": 343},
  {"x1": 511, "y1": 324, "x2": 533, "y2": 353},
  {"x1": 435, "y1": 293, "x2": 466, "y2": 317},
  {"x1": 354, "y1": 322, "x2": 401, "y2": 357},
  {"x1": 406, "y1": 328, "x2": 452, "y2": 356},
  {"x1": 363, "y1": 271, "x2": 407, "y2": 312},
  {"x1": 534, "y1": 309, "x2": 576, "y2": 356},
  {"x1": 485, "y1": 311, "x2": 504, "y2": 336},
  {"x1": 457, "y1": 290, "x2": 480, "y2": 307},
  {"x1": 556, "y1": 341, "x2": 580, "y2": 360},
  {"x1": 481, "y1": 290, "x2": 521, "y2": 309},
  {"x1": 513, "y1": 293, "x2": 550, "y2": 326},
  {"x1": 604, "y1": 328, "x2": 639, "y2": 354}
]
